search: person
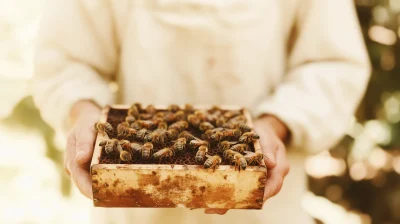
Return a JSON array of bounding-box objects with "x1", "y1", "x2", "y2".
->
[{"x1": 33, "y1": 0, "x2": 370, "y2": 223}]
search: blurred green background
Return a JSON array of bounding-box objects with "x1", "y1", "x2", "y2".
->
[{"x1": 0, "y1": 0, "x2": 399, "y2": 223}]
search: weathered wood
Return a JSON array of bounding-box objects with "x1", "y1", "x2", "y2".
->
[{"x1": 91, "y1": 105, "x2": 267, "y2": 209}]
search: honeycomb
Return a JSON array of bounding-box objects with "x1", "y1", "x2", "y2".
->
[{"x1": 99, "y1": 107, "x2": 256, "y2": 165}]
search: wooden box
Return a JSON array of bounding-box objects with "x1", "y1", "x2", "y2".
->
[{"x1": 91, "y1": 105, "x2": 267, "y2": 209}]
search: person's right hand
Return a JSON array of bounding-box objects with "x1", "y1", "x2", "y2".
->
[{"x1": 64, "y1": 100, "x2": 101, "y2": 199}]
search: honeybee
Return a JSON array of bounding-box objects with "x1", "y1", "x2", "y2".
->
[
  {"x1": 133, "y1": 102, "x2": 143, "y2": 111},
  {"x1": 145, "y1": 130, "x2": 167, "y2": 145},
  {"x1": 125, "y1": 115, "x2": 136, "y2": 124},
  {"x1": 130, "y1": 143, "x2": 143, "y2": 153},
  {"x1": 223, "y1": 110, "x2": 241, "y2": 119},
  {"x1": 199, "y1": 122, "x2": 215, "y2": 132},
  {"x1": 184, "y1": 104, "x2": 194, "y2": 113},
  {"x1": 118, "y1": 140, "x2": 131, "y2": 150},
  {"x1": 208, "y1": 105, "x2": 221, "y2": 113},
  {"x1": 178, "y1": 131, "x2": 196, "y2": 142},
  {"x1": 168, "y1": 104, "x2": 180, "y2": 112},
  {"x1": 136, "y1": 120, "x2": 157, "y2": 129},
  {"x1": 189, "y1": 139, "x2": 209, "y2": 148},
  {"x1": 218, "y1": 141, "x2": 237, "y2": 152},
  {"x1": 136, "y1": 128, "x2": 151, "y2": 141},
  {"x1": 157, "y1": 121, "x2": 168, "y2": 130},
  {"x1": 145, "y1": 104, "x2": 156, "y2": 115},
  {"x1": 168, "y1": 121, "x2": 189, "y2": 132},
  {"x1": 95, "y1": 122, "x2": 113, "y2": 136},
  {"x1": 231, "y1": 152, "x2": 247, "y2": 171},
  {"x1": 238, "y1": 124, "x2": 252, "y2": 132},
  {"x1": 174, "y1": 110, "x2": 186, "y2": 121},
  {"x1": 204, "y1": 155, "x2": 222, "y2": 171},
  {"x1": 223, "y1": 149, "x2": 237, "y2": 161},
  {"x1": 173, "y1": 137, "x2": 187, "y2": 152},
  {"x1": 239, "y1": 132, "x2": 260, "y2": 143},
  {"x1": 230, "y1": 144, "x2": 250, "y2": 153},
  {"x1": 195, "y1": 145, "x2": 208, "y2": 163},
  {"x1": 228, "y1": 115, "x2": 246, "y2": 123},
  {"x1": 139, "y1": 113, "x2": 154, "y2": 120},
  {"x1": 165, "y1": 129, "x2": 179, "y2": 141},
  {"x1": 116, "y1": 143, "x2": 133, "y2": 161},
  {"x1": 128, "y1": 105, "x2": 140, "y2": 118},
  {"x1": 244, "y1": 151, "x2": 268, "y2": 165},
  {"x1": 210, "y1": 131, "x2": 224, "y2": 142},
  {"x1": 100, "y1": 138, "x2": 118, "y2": 154},
  {"x1": 141, "y1": 142, "x2": 154, "y2": 159},
  {"x1": 153, "y1": 147, "x2": 175, "y2": 161},
  {"x1": 215, "y1": 118, "x2": 226, "y2": 127},
  {"x1": 130, "y1": 122, "x2": 141, "y2": 130},
  {"x1": 222, "y1": 129, "x2": 241, "y2": 139},
  {"x1": 194, "y1": 110, "x2": 207, "y2": 121},
  {"x1": 187, "y1": 115, "x2": 201, "y2": 127},
  {"x1": 223, "y1": 123, "x2": 252, "y2": 133},
  {"x1": 117, "y1": 122, "x2": 137, "y2": 138}
]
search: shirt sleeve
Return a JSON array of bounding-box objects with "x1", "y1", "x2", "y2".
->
[
  {"x1": 254, "y1": 0, "x2": 371, "y2": 153},
  {"x1": 33, "y1": 0, "x2": 118, "y2": 132}
]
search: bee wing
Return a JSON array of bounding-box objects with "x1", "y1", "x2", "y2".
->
[
  {"x1": 243, "y1": 151, "x2": 253, "y2": 155},
  {"x1": 205, "y1": 154, "x2": 211, "y2": 158}
]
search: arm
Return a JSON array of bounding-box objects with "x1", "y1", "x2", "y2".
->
[
  {"x1": 254, "y1": 0, "x2": 371, "y2": 154},
  {"x1": 33, "y1": 0, "x2": 118, "y2": 198}
]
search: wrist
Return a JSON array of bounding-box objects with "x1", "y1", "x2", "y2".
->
[
  {"x1": 256, "y1": 115, "x2": 290, "y2": 142},
  {"x1": 70, "y1": 100, "x2": 101, "y2": 125}
]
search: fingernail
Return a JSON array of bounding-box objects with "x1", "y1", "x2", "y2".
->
[{"x1": 266, "y1": 153, "x2": 276, "y2": 163}]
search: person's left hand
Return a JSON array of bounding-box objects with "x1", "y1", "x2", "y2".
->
[{"x1": 204, "y1": 116, "x2": 290, "y2": 215}]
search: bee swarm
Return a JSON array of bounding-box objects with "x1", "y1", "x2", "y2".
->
[{"x1": 97, "y1": 104, "x2": 262, "y2": 170}]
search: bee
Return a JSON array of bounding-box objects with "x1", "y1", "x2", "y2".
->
[
  {"x1": 244, "y1": 151, "x2": 268, "y2": 165},
  {"x1": 222, "y1": 129, "x2": 241, "y2": 139},
  {"x1": 168, "y1": 121, "x2": 189, "y2": 132},
  {"x1": 208, "y1": 105, "x2": 221, "y2": 113},
  {"x1": 133, "y1": 102, "x2": 143, "y2": 111},
  {"x1": 145, "y1": 104, "x2": 156, "y2": 115},
  {"x1": 166, "y1": 129, "x2": 179, "y2": 140},
  {"x1": 155, "y1": 111, "x2": 165, "y2": 119},
  {"x1": 222, "y1": 123, "x2": 252, "y2": 133},
  {"x1": 210, "y1": 131, "x2": 224, "y2": 142},
  {"x1": 195, "y1": 145, "x2": 208, "y2": 163},
  {"x1": 184, "y1": 104, "x2": 195, "y2": 113},
  {"x1": 95, "y1": 122, "x2": 113, "y2": 136},
  {"x1": 136, "y1": 128, "x2": 151, "y2": 141},
  {"x1": 194, "y1": 110, "x2": 207, "y2": 121},
  {"x1": 157, "y1": 121, "x2": 168, "y2": 130},
  {"x1": 239, "y1": 132, "x2": 260, "y2": 143},
  {"x1": 141, "y1": 142, "x2": 154, "y2": 159},
  {"x1": 187, "y1": 115, "x2": 201, "y2": 127},
  {"x1": 204, "y1": 155, "x2": 222, "y2": 171},
  {"x1": 173, "y1": 137, "x2": 187, "y2": 152},
  {"x1": 231, "y1": 152, "x2": 247, "y2": 171},
  {"x1": 174, "y1": 110, "x2": 186, "y2": 121},
  {"x1": 215, "y1": 118, "x2": 226, "y2": 127},
  {"x1": 136, "y1": 120, "x2": 157, "y2": 129},
  {"x1": 140, "y1": 114, "x2": 155, "y2": 120},
  {"x1": 219, "y1": 141, "x2": 237, "y2": 152},
  {"x1": 117, "y1": 122, "x2": 137, "y2": 138},
  {"x1": 125, "y1": 115, "x2": 136, "y2": 124},
  {"x1": 130, "y1": 122, "x2": 141, "y2": 130},
  {"x1": 223, "y1": 110, "x2": 241, "y2": 119},
  {"x1": 199, "y1": 122, "x2": 215, "y2": 132},
  {"x1": 238, "y1": 124, "x2": 252, "y2": 132},
  {"x1": 168, "y1": 104, "x2": 180, "y2": 112},
  {"x1": 100, "y1": 138, "x2": 118, "y2": 154},
  {"x1": 118, "y1": 140, "x2": 131, "y2": 150},
  {"x1": 228, "y1": 115, "x2": 246, "y2": 123},
  {"x1": 189, "y1": 139, "x2": 209, "y2": 148},
  {"x1": 230, "y1": 144, "x2": 250, "y2": 154},
  {"x1": 178, "y1": 131, "x2": 196, "y2": 142},
  {"x1": 206, "y1": 128, "x2": 225, "y2": 141},
  {"x1": 128, "y1": 105, "x2": 140, "y2": 118},
  {"x1": 145, "y1": 130, "x2": 167, "y2": 145},
  {"x1": 116, "y1": 143, "x2": 133, "y2": 161},
  {"x1": 130, "y1": 143, "x2": 143, "y2": 153},
  {"x1": 153, "y1": 147, "x2": 175, "y2": 161},
  {"x1": 223, "y1": 149, "x2": 237, "y2": 161}
]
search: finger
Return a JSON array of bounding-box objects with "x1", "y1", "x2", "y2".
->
[
  {"x1": 75, "y1": 124, "x2": 97, "y2": 165},
  {"x1": 204, "y1": 209, "x2": 229, "y2": 215},
  {"x1": 259, "y1": 140, "x2": 277, "y2": 169},
  {"x1": 65, "y1": 133, "x2": 77, "y2": 177},
  {"x1": 71, "y1": 162, "x2": 93, "y2": 199},
  {"x1": 263, "y1": 146, "x2": 289, "y2": 201}
]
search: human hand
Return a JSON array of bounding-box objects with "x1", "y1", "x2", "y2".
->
[
  {"x1": 64, "y1": 100, "x2": 101, "y2": 199},
  {"x1": 205, "y1": 115, "x2": 290, "y2": 215}
]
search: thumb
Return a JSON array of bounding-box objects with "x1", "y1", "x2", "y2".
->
[{"x1": 75, "y1": 124, "x2": 97, "y2": 165}]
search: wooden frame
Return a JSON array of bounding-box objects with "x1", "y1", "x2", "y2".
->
[{"x1": 91, "y1": 105, "x2": 267, "y2": 209}]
